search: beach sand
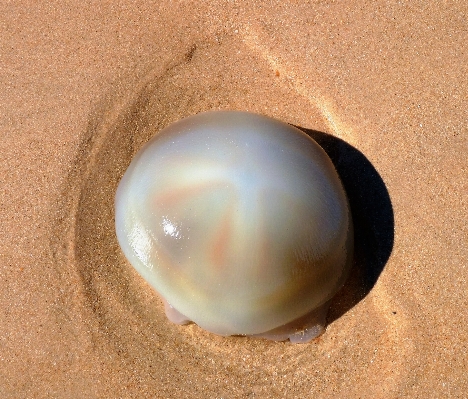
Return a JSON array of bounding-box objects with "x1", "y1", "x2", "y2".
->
[{"x1": 1, "y1": 1, "x2": 467, "y2": 397}]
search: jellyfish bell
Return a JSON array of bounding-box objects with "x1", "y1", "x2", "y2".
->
[{"x1": 115, "y1": 110, "x2": 353, "y2": 343}]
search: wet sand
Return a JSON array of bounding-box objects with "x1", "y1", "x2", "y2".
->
[{"x1": 1, "y1": 1, "x2": 467, "y2": 397}]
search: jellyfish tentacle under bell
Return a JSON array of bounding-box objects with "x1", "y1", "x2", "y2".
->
[{"x1": 115, "y1": 110, "x2": 353, "y2": 343}]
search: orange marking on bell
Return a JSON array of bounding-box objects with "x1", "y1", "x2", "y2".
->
[
  {"x1": 154, "y1": 182, "x2": 213, "y2": 208},
  {"x1": 210, "y1": 209, "x2": 233, "y2": 271}
]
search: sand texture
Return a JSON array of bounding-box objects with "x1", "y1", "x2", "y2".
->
[{"x1": 1, "y1": 1, "x2": 467, "y2": 398}]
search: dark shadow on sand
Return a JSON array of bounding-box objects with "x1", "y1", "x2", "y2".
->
[{"x1": 296, "y1": 126, "x2": 395, "y2": 324}]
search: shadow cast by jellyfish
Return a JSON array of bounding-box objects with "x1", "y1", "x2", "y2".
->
[{"x1": 296, "y1": 126, "x2": 394, "y2": 324}]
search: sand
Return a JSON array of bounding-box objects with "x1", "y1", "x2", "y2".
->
[{"x1": 1, "y1": 1, "x2": 467, "y2": 397}]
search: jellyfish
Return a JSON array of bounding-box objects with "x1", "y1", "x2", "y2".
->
[{"x1": 115, "y1": 110, "x2": 353, "y2": 343}]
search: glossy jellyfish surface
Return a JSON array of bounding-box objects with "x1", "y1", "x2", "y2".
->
[{"x1": 115, "y1": 110, "x2": 353, "y2": 343}]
